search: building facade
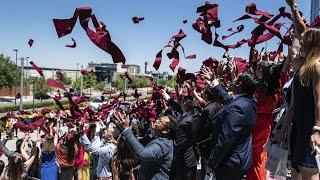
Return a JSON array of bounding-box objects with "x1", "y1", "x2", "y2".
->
[
  {"x1": 88, "y1": 62, "x2": 141, "y2": 82},
  {"x1": 311, "y1": 0, "x2": 320, "y2": 22},
  {"x1": 24, "y1": 66, "x2": 80, "y2": 80}
]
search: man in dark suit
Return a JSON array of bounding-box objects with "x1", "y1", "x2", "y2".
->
[
  {"x1": 202, "y1": 67, "x2": 258, "y2": 180},
  {"x1": 161, "y1": 90, "x2": 200, "y2": 180}
]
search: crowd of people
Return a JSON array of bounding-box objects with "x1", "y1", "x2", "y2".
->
[{"x1": 1, "y1": 0, "x2": 320, "y2": 180}]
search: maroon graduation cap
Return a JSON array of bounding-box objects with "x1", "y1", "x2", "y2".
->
[
  {"x1": 222, "y1": 25, "x2": 244, "y2": 40},
  {"x1": 15, "y1": 92, "x2": 21, "y2": 99},
  {"x1": 234, "y1": 57, "x2": 247, "y2": 74},
  {"x1": 183, "y1": 19, "x2": 188, "y2": 24},
  {"x1": 56, "y1": 71, "x2": 64, "y2": 82},
  {"x1": 28, "y1": 39, "x2": 34, "y2": 47},
  {"x1": 192, "y1": 2, "x2": 220, "y2": 44},
  {"x1": 153, "y1": 30, "x2": 196, "y2": 71},
  {"x1": 151, "y1": 86, "x2": 164, "y2": 101},
  {"x1": 245, "y1": 3, "x2": 273, "y2": 18},
  {"x1": 66, "y1": 38, "x2": 77, "y2": 48},
  {"x1": 132, "y1": 16, "x2": 144, "y2": 24},
  {"x1": 81, "y1": 69, "x2": 92, "y2": 76},
  {"x1": 132, "y1": 89, "x2": 141, "y2": 99},
  {"x1": 202, "y1": 57, "x2": 219, "y2": 72},
  {"x1": 176, "y1": 67, "x2": 186, "y2": 84},
  {"x1": 54, "y1": 92, "x2": 64, "y2": 110},
  {"x1": 46, "y1": 78, "x2": 67, "y2": 91},
  {"x1": 310, "y1": 16, "x2": 320, "y2": 28},
  {"x1": 30, "y1": 61, "x2": 44, "y2": 77},
  {"x1": 16, "y1": 116, "x2": 45, "y2": 132},
  {"x1": 268, "y1": 43, "x2": 284, "y2": 61},
  {"x1": 53, "y1": 7, "x2": 126, "y2": 64}
]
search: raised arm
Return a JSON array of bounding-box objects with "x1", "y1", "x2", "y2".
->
[
  {"x1": 0, "y1": 138, "x2": 14, "y2": 157},
  {"x1": 80, "y1": 134, "x2": 111, "y2": 156},
  {"x1": 193, "y1": 89, "x2": 207, "y2": 107},
  {"x1": 286, "y1": 0, "x2": 307, "y2": 38},
  {"x1": 311, "y1": 62, "x2": 320, "y2": 150},
  {"x1": 54, "y1": 117, "x2": 61, "y2": 146},
  {"x1": 122, "y1": 128, "x2": 170, "y2": 161},
  {"x1": 20, "y1": 132, "x2": 31, "y2": 161}
]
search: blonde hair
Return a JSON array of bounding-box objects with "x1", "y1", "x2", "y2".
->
[
  {"x1": 44, "y1": 135, "x2": 55, "y2": 151},
  {"x1": 300, "y1": 28, "x2": 320, "y2": 86}
]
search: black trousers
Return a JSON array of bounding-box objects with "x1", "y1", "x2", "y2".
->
[
  {"x1": 215, "y1": 165, "x2": 244, "y2": 180},
  {"x1": 176, "y1": 165, "x2": 197, "y2": 180}
]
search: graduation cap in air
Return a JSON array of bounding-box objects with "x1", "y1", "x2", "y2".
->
[
  {"x1": 28, "y1": 39, "x2": 34, "y2": 47},
  {"x1": 46, "y1": 78, "x2": 67, "y2": 91},
  {"x1": 153, "y1": 29, "x2": 196, "y2": 72},
  {"x1": 30, "y1": 61, "x2": 44, "y2": 77},
  {"x1": 53, "y1": 7, "x2": 126, "y2": 64},
  {"x1": 132, "y1": 16, "x2": 144, "y2": 24},
  {"x1": 66, "y1": 38, "x2": 77, "y2": 48}
]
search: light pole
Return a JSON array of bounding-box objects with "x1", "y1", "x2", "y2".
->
[
  {"x1": 76, "y1": 63, "x2": 79, "y2": 80},
  {"x1": 80, "y1": 65, "x2": 83, "y2": 96},
  {"x1": 19, "y1": 58, "x2": 24, "y2": 111},
  {"x1": 13, "y1": 49, "x2": 18, "y2": 105},
  {"x1": 29, "y1": 74, "x2": 37, "y2": 111},
  {"x1": 25, "y1": 57, "x2": 30, "y2": 99}
]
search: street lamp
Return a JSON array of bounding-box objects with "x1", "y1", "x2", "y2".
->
[
  {"x1": 29, "y1": 74, "x2": 38, "y2": 111},
  {"x1": 25, "y1": 57, "x2": 30, "y2": 99},
  {"x1": 80, "y1": 65, "x2": 83, "y2": 96},
  {"x1": 19, "y1": 57, "x2": 24, "y2": 111},
  {"x1": 13, "y1": 49, "x2": 18, "y2": 105}
]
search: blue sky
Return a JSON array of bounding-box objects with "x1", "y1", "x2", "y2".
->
[{"x1": 0, "y1": 0, "x2": 310, "y2": 74}]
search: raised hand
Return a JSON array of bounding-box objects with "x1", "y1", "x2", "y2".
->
[
  {"x1": 286, "y1": 0, "x2": 297, "y2": 8},
  {"x1": 113, "y1": 111, "x2": 130, "y2": 131},
  {"x1": 201, "y1": 66, "x2": 215, "y2": 82}
]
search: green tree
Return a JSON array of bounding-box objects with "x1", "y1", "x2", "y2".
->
[
  {"x1": 33, "y1": 77, "x2": 51, "y2": 100},
  {"x1": 72, "y1": 73, "x2": 98, "y2": 90},
  {"x1": 166, "y1": 77, "x2": 176, "y2": 88},
  {"x1": 113, "y1": 74, "x2": 125, "y2": 90},
  {"x1": 60, "y1": 72, "x2": 72, "y2": 86},
  {"x1": 95, "y1": 81, "x2": 105, "y2": 92},
  {"x1": 83, "y1": 73, "x2": 97, "y2": 89},
  {"x1": 0, "y1": 54, "x2": 20, "y2": 88},
  {"x1": 72, "y1": 78, "x2": 81, "y2": 90}
]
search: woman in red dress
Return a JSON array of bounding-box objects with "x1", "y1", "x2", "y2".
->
[{"x1": 246, "y1": 60, "x2": 283, "y2": 180}]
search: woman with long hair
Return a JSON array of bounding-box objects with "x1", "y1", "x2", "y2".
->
[
  {"x1": 28, "y1": 146, "x2": 41, "y2": 178},
  {"x1": 40, "y1": 135, "x2": 58, "y2": 180},
  {"x1": 87, "y1": 123, "x2": 99, "y2": 180},
  {"x1": 55, "y1": 117, "x2": 78, "y2": 180},
  {"x1": 246, "y1": 60, "x2": 283, "y2": 180},
  {"x1": 112, "y1": 136, "x2": 139, "y2": 180},
  {"x1": 0, "y1": 134, "x2": 36, "y2": 180},
  {"x1": 285, "y1": 28, "x2": 320, "y2": 179}
]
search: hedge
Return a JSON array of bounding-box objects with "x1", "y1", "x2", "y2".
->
[
  {"x1": 0, "y1": 95, "x2": 151, "y2": 113},
  {"x1": 0, "y1": 100, "x2": 69, "y2": 113}
]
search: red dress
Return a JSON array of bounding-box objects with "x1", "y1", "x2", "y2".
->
[{"x1": 246, "y1": 89, "x2": 280, "y2": 180}]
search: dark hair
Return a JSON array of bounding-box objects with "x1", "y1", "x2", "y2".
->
[
  {"x1": 99, "y1": 127, "x2": 120, "y2": 140},
  {"x1": 236, "y1": 71, "x2": 258, "y2": 97},
  {"x1": 8, "y1": 156, "x2": 24, "y2": 180},
  {"x1": 0, "y1": 160, "x2": 4, "y2": 175},
  {"x1": 112, "y1": 136, "x2": 139, "y2": 180},
  {"x1": 203, "y1": 88, "x2": 216, "y2": 102},
  {"x1": 255, "y1": 61, "x2": 282, "y2": 95},
  {"x1": 64, "y1": 136, "x2": 76, "y2": 163},
  {"x1": 16, "y1": 139, "x2": 23, "y2": 153},
  {"x1": 88, "y1": 123, "x2": 97, "y2": 142},
  {"x1": 30, "y1": 146, "x2": 40, "y2": 178}
]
